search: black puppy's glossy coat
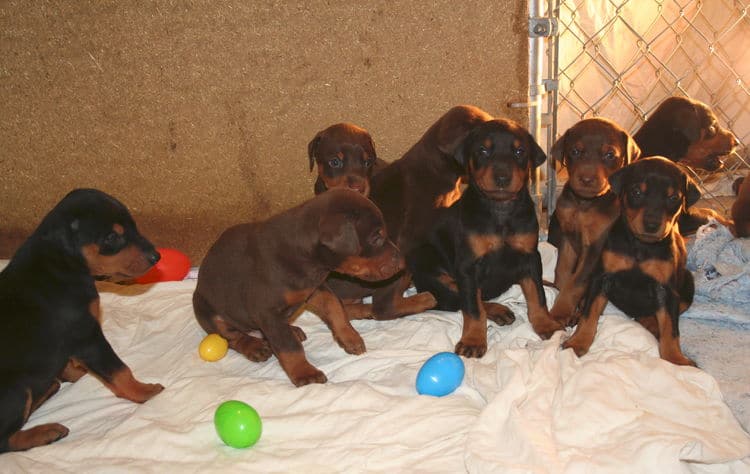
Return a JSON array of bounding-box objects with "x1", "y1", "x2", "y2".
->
[
  {"x1": 408, "y1": 119, "x2": 563, "y2": 357},
  {"x1": 0, "y1": 189, "x2": 163, "y2": 453},
  {"x1": 563, "y1": 157, "x2": 698, "y2": 366}
]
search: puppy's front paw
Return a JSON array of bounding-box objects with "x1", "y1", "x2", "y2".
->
[
  {"x1": 291, "y1": 368, "x2": 327, "y2": 387},
  {"x1": 336, "y1": 332, "x2": 366, "y2": 355},
  {"x1": 485, "y1": 302, "x2": 515, "y2": 325},
  {"x1": 455, "y1": 339, "x2": 487, "y2": 358},
  {"x1": 531, "y1": 317, "x2": 564, "y2": 340},
  {"x1": 132, "y1": 382, "x2": 165, "y2": 403},
  {"x1": 561, "y1": 337, "x2": 589, "y2": 357}
]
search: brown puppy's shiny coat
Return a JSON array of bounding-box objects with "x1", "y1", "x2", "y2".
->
[
  {"x1": 634, "y1": 96, "x2": 738, "y2": 172},
  {"x1": 308, "y1": 123, "x2": 386, "y2": 197},
  {"x1": 333, "y1": 105, "x2": 495, "y2": 321},
  {"x1": 563, "y1": 157, "x2": 699, "y2": 366},
  {"x1": 193, "y1": 189, "x2": 402, "y2": 387},
  {"x1": 548, "y1": 118, "x2": 641, "y2": 326}
]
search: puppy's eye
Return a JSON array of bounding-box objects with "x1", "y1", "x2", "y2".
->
[
  {"x1": 570, "y1": 148, "x2": 582, "y2": 158},
  {"x1": 668, "y1": 194, "x2": 680, "y2": 204},
  {"x1": 364, "y1": 158, "x2": 374, "y2": 168},
  {"x1": 630, "y1": 186, "x2": 643, "y2": 199},
  {"x1": 603, "y1": 151, "x2": 616, "y2": 161},
  {"x1": 329, "y1": 157, "x2": 344, "y2": 168},
  {"x1": 476, "y1": 146, "x2": 490, "y2": 157},
  {"x1": 99, "y1": 231, "x2": 124, "y2": 255},
  {"x1": 514, "y1": 147, "x2": 525, "y2": 157},
  {"x1": 103, "y1": 232, "x2": 119, "y2": 246},
  {"x1": 707, "y1": 125, "x2": 717, "y2": 137}
]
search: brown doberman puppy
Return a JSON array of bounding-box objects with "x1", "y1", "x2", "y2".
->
[
  {"x1": 325, "y1": 105, "x2": 495, "y2": 321},
  {"x1": 732, "y1": 172, "x2": 750, "y2": 237},
  {"x1": 308, "y1": 122, "x2": 387, "y2": 196},
  {"x1": 634, "y1": 96, "x2": 738, "y2": 234},
  {"x1": 193, "y1": 188, "x2": 403, "y2": 387},
  {"x1": 634, "y1": 96, "x2": 738, "y2": 172},
  {"x1": 547, "y1": 118, "x2": 641, "y2": 326},
  {"x1": 563, "y1": 157, "x2": 699, "y2": 366},
  {"x1": 408, "y1": 118, "x2": 562, "y2": 357},
  {"x1": 0, "y1": 189, "x2": 163, "y2": 453}
]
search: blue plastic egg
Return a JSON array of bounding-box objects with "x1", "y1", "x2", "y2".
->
[{"x1": 416, "y1": 352, "x2": 465, "y2": 396}]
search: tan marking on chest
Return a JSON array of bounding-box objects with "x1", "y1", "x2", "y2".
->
[
  {"x1": 434, "y1": 178, "x2": 464, "y2": 208},
  {"x1": 468, "y1": 234, "x2": 503, "y2": 258},
  {"x1": 639, "y1": 259, "x2": 674, "y2": 284},
  {"x1": 506, "y1": 233, "x2": 538, "y2": 254},
  {"x1": 601, "y1": 249, "x2": 635, "y2": 272}
]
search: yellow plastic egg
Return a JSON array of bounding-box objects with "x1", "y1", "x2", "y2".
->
[{"x1": 199, "y1": 334, "x2": 229, "y2": 362}]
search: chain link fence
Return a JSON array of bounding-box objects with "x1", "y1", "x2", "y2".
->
[{"x1": 541, "y1": 0, "x2": 750, "y2": 217}]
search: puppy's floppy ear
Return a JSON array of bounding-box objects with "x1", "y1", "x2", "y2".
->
[
  {"x1": 319, "y1": 213, "x2": 361, "y2": 257},
  {"x1": 550, "y1": 130, "x2": 567, "y2": 168},
  {"x1": 608, "y1": 165, "x2": 629, "y2": 195},
  {"x1": 365, "y1": 134, "x2": 378, "y2": 162},
  {"x1": 308, "y1": 132, "x2": 323, "y2": 172},
  {"x1": 452, "y1": 125, "x2": 480, "y2": 169},
  {"x1": 622, "y1": 131, "x2": 641, "y2": 164},
  {"x1": 683, "y1": 173, "x2": 701, "y2": 209},
  {"x1": 528, "y1": 132, "x2": 547, "y2": 168}
]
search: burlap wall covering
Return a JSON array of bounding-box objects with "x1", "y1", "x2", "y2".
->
[{"x1": 0, "y1": 1, "x2": 529, "y2": 264}]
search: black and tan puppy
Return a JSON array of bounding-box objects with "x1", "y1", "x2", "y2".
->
[
  {"x1": 408, "y1": 119, "x2": 563, "y2": 358},
  {"x1": 322, "y1": 105, "x2": 493, "y2": 321},
  {"x1": 193, "y1": 189, "x2": 402, "y2": 387},
  {"x1": 548, "y1": 118, "x2": 641, "y2": 326},
  {"x1": 308, "y1": 123, "x2": 387, "y2": 196},
  {"x1": 563, "y1": 157, "x2": 699, "y2": 366},
  {"x1": 634, "y1": 96, "x2": 738, "y2": 172},
  {"x1": 634, "y1": 96, "x2": 738, "y2": 234},
  {"x1": 0, "y1": 189, "x2": 163, "y2": 453}
]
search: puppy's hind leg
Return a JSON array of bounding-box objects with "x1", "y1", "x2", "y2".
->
[
  {"x1": 1, "y1": 382, "x2": 68, "y2": 453},
  {"x1": 193, "y1": 292, "x2": 272, "y2": 362}
]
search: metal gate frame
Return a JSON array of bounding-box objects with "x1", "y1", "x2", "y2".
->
[{"x1": 528, "y1": 0, "x2": 750, "y2": 224}]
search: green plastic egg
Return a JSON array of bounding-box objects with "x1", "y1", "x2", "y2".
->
[{"x1": 214, "y1": 400, "x2": 262, "y2": 448}]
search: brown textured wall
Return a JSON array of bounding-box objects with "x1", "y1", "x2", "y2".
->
[{"x1": 0, "y1": 0, "x2": 529, "y2": 264}]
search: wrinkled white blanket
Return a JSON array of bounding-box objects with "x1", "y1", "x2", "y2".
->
[{"x1": 4, "y1": 245, "x2": 750, "y2": 473}]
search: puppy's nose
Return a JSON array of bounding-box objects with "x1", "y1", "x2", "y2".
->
[
  {"x1": 496, "y1": 174, "x2": 512, "y2": 188},
  {"x1": 643, "y1": 218, "x2": 661, "y2": 233},
  {"x1": 148, "y1": 250, "x2": 161, "y2": 265},
  {"x1": 578, "y1": 175, "x2": 595, "y2": 186}
]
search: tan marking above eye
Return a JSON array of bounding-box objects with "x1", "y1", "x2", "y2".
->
[
  {"x1": 113, "y1": 223, "x2": 124, "y2": 234},
  {"x1": 468, "y1": 233, "x2": 503, "y2": 258}
]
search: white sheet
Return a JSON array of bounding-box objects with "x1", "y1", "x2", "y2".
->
[{"x1": 4, "y1": 244, "x2": 750, "y2": 473}]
